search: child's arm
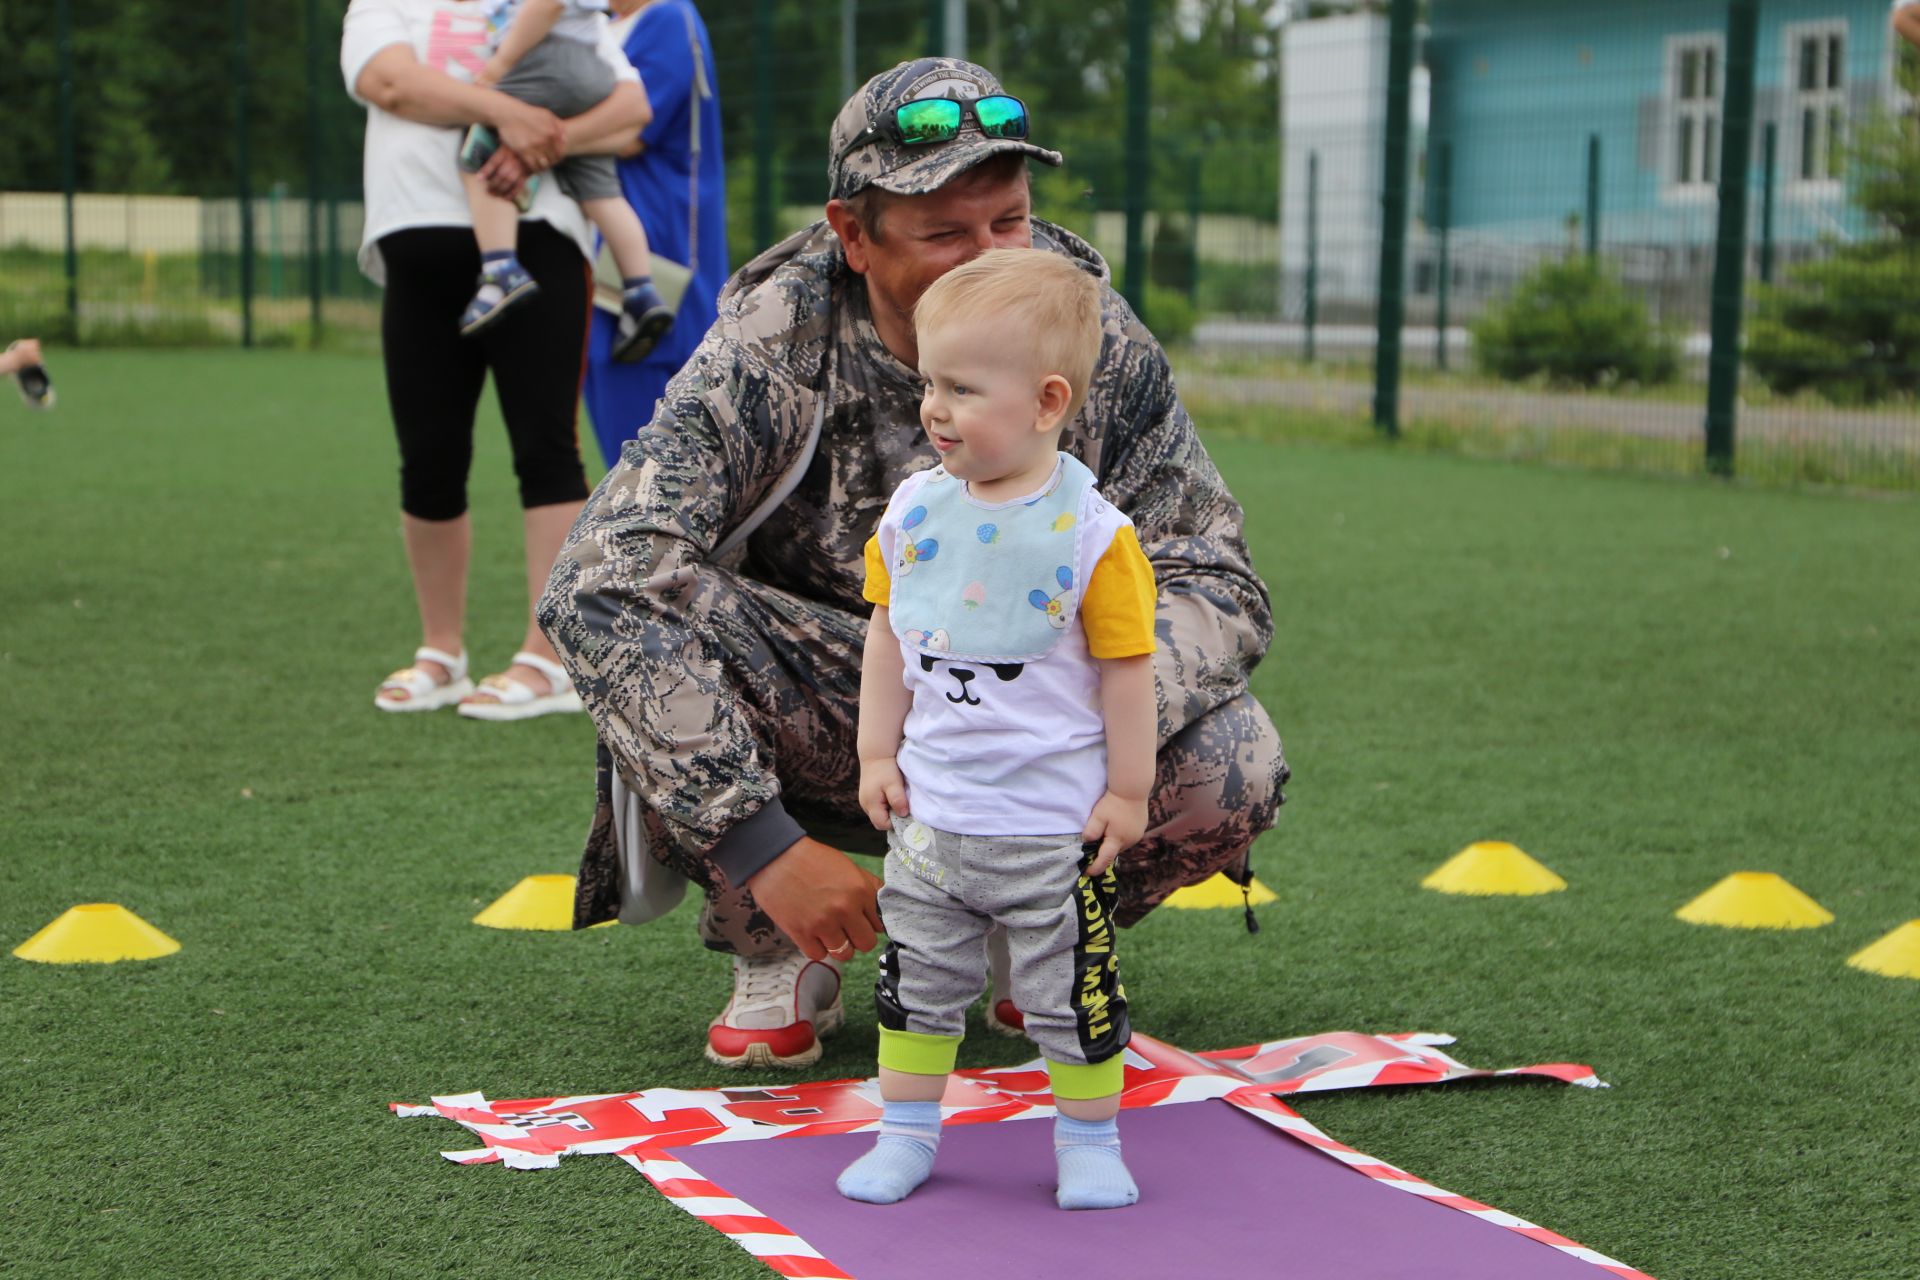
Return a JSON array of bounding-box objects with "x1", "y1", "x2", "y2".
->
[
  {"x1": 354, "y1": 44, "x2": 566, "y2": 167},
  {"x1": 472, "y1": 79, "x2": 648, "y2": 198},
  {"x1": 482, "y1": 0, "x2": 565, "y2": 86},
  {"x1": 1083, "y1": 654, "x2": 1155, "y2": 876},
  {"x1": 858, "y1": 606, "x2": 913, "y2": 831}
]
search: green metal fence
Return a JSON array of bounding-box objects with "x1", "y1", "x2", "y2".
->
[{"x1": 2, "y1": 0, "x2": 1916, "y2": 488}]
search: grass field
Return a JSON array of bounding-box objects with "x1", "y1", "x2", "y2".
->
[{"x1": 3, "y1": 351, "x2": 1917, "y2": 1279}]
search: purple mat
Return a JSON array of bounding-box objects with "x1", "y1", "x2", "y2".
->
[{"x1": 671, "y1": 1101, "x2": 1609, "y2": 1280}]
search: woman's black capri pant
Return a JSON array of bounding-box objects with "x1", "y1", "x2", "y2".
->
[{"x1": 378, "y1": 221, "x2": 592, "y2": 521}]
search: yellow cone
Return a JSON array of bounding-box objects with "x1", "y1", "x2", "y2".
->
[
  {"x1": 474, "y1": 875, "x2": 587, "y2": 930},
  {"x1": 1847, "y1": 921, "x2": 1920, "y2": 979},
  {"x1": 1675, "y1": 872, "x2": 1832, "y2": 929},
  {"x1": 1421, "y1": 842, "x2": 1566, "y2": 896},
  {"x1": 1164, "y1": 872, "x2": 1277, "y2": 910},
  {"x1": 13, "y1": 904, "x2": 181, "y2": 963}
]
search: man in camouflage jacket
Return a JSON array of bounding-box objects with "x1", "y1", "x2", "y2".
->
[{"x1": 539, "y1": 57, "x2": 1287, "y2": 1069}]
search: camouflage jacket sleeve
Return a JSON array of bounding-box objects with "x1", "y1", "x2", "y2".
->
[
  {"x1": 1085, "y1": 299, "x2": 1275, "y2": 743},
  {"x1": 538, "y1": 263, "x2": 830, "y2": 893}
]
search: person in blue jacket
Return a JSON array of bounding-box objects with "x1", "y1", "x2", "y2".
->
[{"x1": 583, "y1": 0, "x2": 728, "y2": 468}]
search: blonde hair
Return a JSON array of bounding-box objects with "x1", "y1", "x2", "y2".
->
[{"x1": 913, "y1": 248, "x2": 1104, "y2": 423}]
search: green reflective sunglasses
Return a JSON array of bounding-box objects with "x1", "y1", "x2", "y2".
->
[{"x1": 838, "y1": 94, "x2": 1030, "y2": 161}]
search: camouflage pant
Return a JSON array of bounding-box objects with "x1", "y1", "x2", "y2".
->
[{"x1": 651, "y1": 568, "x2": 1287, "y2": 957}]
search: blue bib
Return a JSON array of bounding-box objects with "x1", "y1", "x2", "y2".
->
[{"x1": 888, "y1": 454, "x2": 1097, "y2": 664}]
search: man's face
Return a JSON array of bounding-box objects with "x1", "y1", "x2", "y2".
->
[{"x1": 836, "y1": 165, "x2": 1033, "y2": 348}]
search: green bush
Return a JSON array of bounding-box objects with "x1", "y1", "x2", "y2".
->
[
  {"x1": 1747, "y1": 246, "x2": 1920, "y2": 404},
  {"x1": 1471, "y1": 256, "x2": 1680, "y2": 389},
  {"x1": 1142, "y1": 285, "x2": 1197, "y2": 347},
  {"x1": 1196, "y1": 257, "x2": 1278, "y2": 317}
]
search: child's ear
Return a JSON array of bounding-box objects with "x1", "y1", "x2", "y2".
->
[{"x1": 1035, "y1": 374, "x2": 1073, "y2": 432}]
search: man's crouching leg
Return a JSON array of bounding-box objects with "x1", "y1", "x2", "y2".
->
[
  {"x1": 590, "y1": 745, "x2": 850, "y2": 1070},
  {"x1": 1115, "y1": 691, "x2": 1288, "y2": 928},
  {"x1": 670, "y1": 568, "x2": 865, "y2": 1068}
]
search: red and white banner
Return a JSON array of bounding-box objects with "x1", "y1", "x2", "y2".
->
[
  {"x1": 392, "y1": 1030, "x2": 1647, "y2": 1280},
  {"x1": 1201, "y1": 1029, "x2": 1608, "y2": 1093}
]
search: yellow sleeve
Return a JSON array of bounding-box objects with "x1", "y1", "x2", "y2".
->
[
  {"x1": 863, "y1": 535, "x2": 891, "y2": 606},
  {"x1": 1080, "y1": 525, "x2": 1157, "y2": 658}
]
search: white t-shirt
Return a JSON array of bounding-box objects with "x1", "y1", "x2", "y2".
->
[
  {"x1": 340, "y1": 0, "x2": 637, "y2": 285},
  {"x1": 873, "y1": 472, "x2": 1143, "y2": 837}
]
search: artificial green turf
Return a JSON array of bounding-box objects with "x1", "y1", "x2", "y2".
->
[{"x1": 3, "y1": 351, "x2": 1917, "y2": 1279}]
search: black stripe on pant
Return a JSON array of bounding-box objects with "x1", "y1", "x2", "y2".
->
[{"x1": 1071, "y1": 861, "x2": 1129, "y2": 1064}]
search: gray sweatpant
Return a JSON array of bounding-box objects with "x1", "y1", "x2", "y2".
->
[
  {"x1": 494, "y1": 38, "x2": 620, "y2": 202},
  {"x1": 874, "y1": 818, "x2": 1130, "y2": 1069}
]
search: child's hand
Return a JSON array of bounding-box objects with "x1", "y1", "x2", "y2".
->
[
  {"x1": 1081, "y1": 790, "x2": 1146, "y2": 877},
  {"x1": 859, "y1": 757, "x2": 910, "y2": 831},
  {"x1": 479, "y1": 148, "x2": 532, "y2": 202},
  {"x1": 477, "y1": 56, "x2": 508, "y2": 87}
]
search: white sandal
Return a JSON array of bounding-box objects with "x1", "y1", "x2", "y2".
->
[
  {"x1": 457, "y1": 651, "x2": 584, "y2": 722},
  {"x1": 375, "y1": 646, "x2": 473, "y2": 713}
]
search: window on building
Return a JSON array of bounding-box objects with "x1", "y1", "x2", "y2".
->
[
  {"x1": 1785, "y1": 21, "x2": 1847, "y2": 184},
  {"x1": 1667, "y1": 34, "x2": 1724, "y2": 194}
]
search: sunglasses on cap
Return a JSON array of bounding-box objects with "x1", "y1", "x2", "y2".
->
[{"x1": 837, "y1": 94, "x2": 1030, "y2": 162}]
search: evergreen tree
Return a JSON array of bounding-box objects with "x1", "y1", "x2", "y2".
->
[{"x1": 1746, "y1": 45, "x2": 1920, "y2": 405}]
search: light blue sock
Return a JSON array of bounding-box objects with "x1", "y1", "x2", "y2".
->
[
  {"x1": 1054, "y1": 1115, "x2": 1138, "y2": 1210},
  {"x1": 837, "y1": 1100, "x2": 942, "y2": 1204}
]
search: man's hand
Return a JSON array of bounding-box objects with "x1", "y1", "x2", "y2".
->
[
  {"x1": 493, "y1": 98, "x2": 565, "y2": 170},
  {"x1": 747, "y1": 836, "x2": 885, "y2": 962},
  {"x1": 479, "y1": 147, "x2": 532, "y2": 201},
  {"x1": 859, "y1": 757, "x2": 909, "y2": 831},
  {"x1": 1081, "y1": 790, "x2": 1147, "y2": 877}
]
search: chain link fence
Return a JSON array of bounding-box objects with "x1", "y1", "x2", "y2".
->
[{"x1": 2, "y1": 0, "x2": 1915, "y2": 487}]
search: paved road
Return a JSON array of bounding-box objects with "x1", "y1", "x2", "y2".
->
[
  {"x1": 1181, "y1": 370, "x2": 1920, "y2": 455},
  {"x1": 1194, "y1": 321, "x2": 1719, "y2": 365}
]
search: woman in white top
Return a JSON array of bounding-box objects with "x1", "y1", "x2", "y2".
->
[{"x1": 343, "y1": 0, "x2": 649, "y2": 719}]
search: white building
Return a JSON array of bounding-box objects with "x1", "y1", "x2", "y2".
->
[{"x1": 1279, "y1": 10, "x2": 1428, "y2": 317}]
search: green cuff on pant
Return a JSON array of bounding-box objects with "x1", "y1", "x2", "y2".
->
[
  {"x1": 878, "y1": 1028, "x2": 961, "y2": 1076},
  {"x1": 1046, "y1": 1056, "x2": 1125, "y2": 1101}
]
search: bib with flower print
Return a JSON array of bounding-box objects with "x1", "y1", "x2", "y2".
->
[{"x1": 886, "y1": 453, "x2": 1098, "y2": 664}]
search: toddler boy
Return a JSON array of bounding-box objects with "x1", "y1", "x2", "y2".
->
[{"x1": 837, "y1": 247, "x2": 1157, "y2": 1211}]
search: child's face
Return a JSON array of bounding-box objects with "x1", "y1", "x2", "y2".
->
[{"x1": 917, "y1": 316, "x2": 1067, "y2": 489}]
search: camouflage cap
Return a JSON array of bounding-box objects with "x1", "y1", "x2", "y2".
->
[{"x1": 827, "y1": 58, "x2": 1064, "y2": 204}]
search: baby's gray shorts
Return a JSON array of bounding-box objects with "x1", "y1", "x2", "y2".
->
[
  {"x1": 874, "y1": 818, "x2": 1130, "y2": 1069},
  {"x1": 494, "y1": 38, "x2": 621, "y2": 203}
]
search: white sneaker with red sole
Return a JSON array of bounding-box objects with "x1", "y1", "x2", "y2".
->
[{"x1": 706, "y1": 949, "x2": 844, "y2": 1069}]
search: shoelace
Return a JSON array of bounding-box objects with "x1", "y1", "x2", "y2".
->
[{"x1": 737, "y1": 953, "x2": 809, "y2": 1008}]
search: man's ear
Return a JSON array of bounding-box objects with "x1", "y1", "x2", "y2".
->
[
  {"x1": 825, "y1": 199, "x2": 871, "y2": 275},
  {"x1": 1035, "y1": 373, "x2": 1073, "y2": 432}
]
